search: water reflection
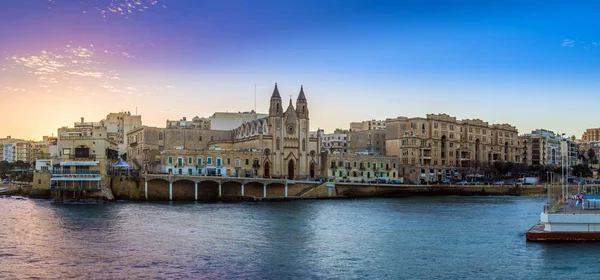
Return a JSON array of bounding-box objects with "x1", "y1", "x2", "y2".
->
[{"x1": 4, "y1": 196, "x2": 600, "y2": 279}]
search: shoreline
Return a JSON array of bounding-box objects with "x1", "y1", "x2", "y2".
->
[{"x1": 1, "y1": 182, "x2": 554, "y2": 203}]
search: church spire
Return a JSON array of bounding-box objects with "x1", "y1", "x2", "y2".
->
[
  {"x1": 296, "y1": 85, "x2": 309, "y2": 119},
  {"x1": 271, "y1": 82, "x2": 281, "y2": 99},
  {"x1": 269, "y1": 82, "x2": 283, "y2": 116},
  {"x1": 297, "y1": 85, "x2": 306, "y2": 100}
]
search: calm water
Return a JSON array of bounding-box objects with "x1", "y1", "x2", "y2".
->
[{"x1": 2, "y1": 196, "x2": 600, "y2": 279}]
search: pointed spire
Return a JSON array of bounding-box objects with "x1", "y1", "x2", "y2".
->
[
  {"x1": 271, "y1": 82, "x2": 281, "y2": 98},
  {"x1": 297, "y1": 85, "x2": 306, "y2": 100}
]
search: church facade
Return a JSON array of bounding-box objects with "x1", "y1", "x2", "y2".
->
[{"x1": 158, "y1": 84, "x2": 321, "y2": 179}]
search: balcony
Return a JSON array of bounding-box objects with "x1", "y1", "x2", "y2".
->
[{"x1": 69, "y1": 154, "x2": 97, "y2": 160}]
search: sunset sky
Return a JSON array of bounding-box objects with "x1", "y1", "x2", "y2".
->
[{"x1": 1, "y1": 0, "x2": 600, "y2": 140}]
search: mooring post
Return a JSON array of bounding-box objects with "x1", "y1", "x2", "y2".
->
[
  {"x1": 194, "y1": 182, "x2": 198, "y2": 201},
  {"x1": 145, "y1": 180, "x2": 148, "y2": 200},
  {"x1": 241, "y1": 184, "x2": 245, "y2": 196},
  {"x1": 218, "y1": 183, "x2": 222, "y2": 198},
  {"x1": 285, "y1": 181, "x2": 288, "y2": 197},
  {"x1": 169, "y1": 182, "x2": 173, "y2": 201},
  {"x1": 263, "y1": 184, "x2": 267, "y2": 198}
]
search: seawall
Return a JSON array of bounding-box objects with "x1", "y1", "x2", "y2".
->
[{"x1": 110, "y1": 176, "x2": 563, "y2": 201}]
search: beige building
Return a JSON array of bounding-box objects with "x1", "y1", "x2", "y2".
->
[
  {"x1": 519, "y1": 134, "x2": 546, "y2": 166},
  {"x1": 582, "y1": 128, "x2": 600, "y2": 142},
  {"x1": 166, "y1": 116, "x2": 211, "y2": 129},
  {"x1": 126, "y1": 126, "x2": 233, "y2": 171},
  {"x1": 155, "y1": 84, "x2": 321, "y2": 179},
  {"x1": 57, "y1": 124, "x2": 119, "y2": 175},
  {"x1": 102, "y1": 112, "x2": 142, "y2": 155},
  {"x1": 385, "y1": 114, "x2": 520, "y2": 180},
  {"x1": 159, "y1": 149, "x2": 264, "y2": 177},
  {"x1": 322, "y1": 153, "x2": 400, "y2": 182},
  {"x1": 350, "y1": 119, "x2": 386, "y2": 131},
  {"x1": 14, "y1": 141, "x2": 32, "y2": 163},
  {"x1": 347, "y1": 129, "x2": 386, "y2": 155}
]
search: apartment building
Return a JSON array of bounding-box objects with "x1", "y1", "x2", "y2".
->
[
  {"x1": 347, "y1": 129, "x2": 386, "y2": 155},
  {"x1": 349, "y1": 119, "x2": 386, "y2": 131},
  {"x1": 322, "y1": 129, "x2": 348, "y2": 154},
  {"x1": 385, "y1": 113, "x2": 520, "y2": 167},
  {"x1": 582, "y1": 128, "x2": 600, "y2": 142}
]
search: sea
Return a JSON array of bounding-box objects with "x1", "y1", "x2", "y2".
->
[{"x1": 2, "y1": 196, "x2": 600, "y2": 279}]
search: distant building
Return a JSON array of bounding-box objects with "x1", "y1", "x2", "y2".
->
[
  {"x1": 582, "y1": 128, "x2": 600, "y2": 142},
  {"x1": 208, "y1": 111, "x2": 268, "y2": 131},
  {"x1": 347, "y1": 129, "x2": 386, "y2": 155},
  {"x1": 102, "y1": 112, "x2": 142, "y2": 156},
  {"x1": 3, "y1": 143, "x2": 14, "y2": 162},
  {"x1": 349, "y1": 119, "x2": 386, "y2": 131},
  {"x1": 166, "y1": 116, "x2": 211, "y2": 129},
  {"x1": 322, "y1": 129, "x2": 348, "y2": 154}
]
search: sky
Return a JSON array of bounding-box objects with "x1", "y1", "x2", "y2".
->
[{"x1": 1, "y1": 0, "x2": 599, "y2": 140}]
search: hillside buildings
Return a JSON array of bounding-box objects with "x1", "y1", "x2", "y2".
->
[{"x1": 582, "y1": 128, "x2": 600, "y2": 142}]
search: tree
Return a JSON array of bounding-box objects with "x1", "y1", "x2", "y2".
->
[
  {"x1": 572, "y1": 164, "x2": 592, "y2": 178},
  {"x1": 0, "y1": 161, "x2": 10, "y2": 179},
  {"x1": 587, "y1": 148, "x2": 598, "y2": 165}
]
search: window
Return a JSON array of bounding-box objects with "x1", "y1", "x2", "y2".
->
[
  {"x1": 245, "y1": 159, "x2": 249, "y2": 165},
  {"x1": 199, "y1": 136, "x2": 202, "y2": 141},
  {"x1": 207, "y1": 157, "x2": 213, "y2": 165},
  {"x1": 197, "y1": 157, "x2": 203, "y2": 166},
  {"x1": 168, "y1": 156, "x2": 173, "y2": 164},
  {"x1": 216, "y1": 158, "x2": 222, "y2": 167},
  {"x1": 276, "y1": 137, "x2": 281, "y2": 150},
  {"x1": 227, "y1": 158, "x2": 230, "y2": 165},
  {"x1": 63, "y1": 148, "x2": 71, "y2": 155},
  {"x1": 302, "y1": 138, "x2": 306, "y2": 151},
  {"x1": 235, "y1": 159, "x2": 240, "y2": 167},
  {"x1": 367, "y1": 162, "x2": 371, "y2": 168},
  {"x1": 177, "y1": 157, "x2": 183, "y2": 166},
  {"x1": 434, "y1": 131, "x2": 438, "y2": 138},
  {"x1": 188, "y1": 157, "x2": 193, "y2": 165},
  {"x1": 380, "y1": 162, "x2": 384, "y2": 168}
]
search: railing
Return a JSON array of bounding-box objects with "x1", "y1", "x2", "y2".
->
[
  {"x1": 69, "y1": 154, "x2": 97, "y2": 160},
  {"x1": 53, "y1": 170, "x2": 101, "y2": 175},
  {"x1": 52, "y1": 174, "x2": 101, "y2": 178}
]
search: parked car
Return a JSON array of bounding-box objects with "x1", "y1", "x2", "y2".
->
[
  {"x1": 457, "y1": 180, "x2": 468, "y2": 185},
  {"x1": 391, "y1": 179, "x2": 402, "y2": 184},
  {"x1": 494, "y1": 180, "x2": 504, "y2": 185},
  {"x1": 442, "y1": 179, "x2": 452, "y2": 184}
]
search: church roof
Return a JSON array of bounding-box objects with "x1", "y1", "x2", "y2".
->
[
  {"x1": 297, "y1": 85, "x2": 306, "y2": 100},
  {"x1": 271, "y1": 83, "x2": 281, "y2": 98}
]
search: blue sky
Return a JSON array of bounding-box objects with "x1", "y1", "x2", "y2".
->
[{"x1": 0, "y1": 0, "x2": 599, "y2": 139}]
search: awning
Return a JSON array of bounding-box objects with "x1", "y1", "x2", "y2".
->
[
  {"x1": 113, "y1": 159, "x2": 130, "y2": 168},
  {"x1": 60, "y1": 161, "x2": 99, "y2": 166},
  {"x1": 51, "y1": 177, "x2": 102, "y2": 181}
]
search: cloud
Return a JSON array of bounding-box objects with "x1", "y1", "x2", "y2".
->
[
  {"x1": 2, "y1": 44, "x2": 140, "y2": 95},
  {"x1": 562, "y1": 39, "x2": 575, "y2": 47}
]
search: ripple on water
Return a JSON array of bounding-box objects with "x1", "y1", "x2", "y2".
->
[{"x1": 3, "y1": 197, "x2": 600, "y2": 279}]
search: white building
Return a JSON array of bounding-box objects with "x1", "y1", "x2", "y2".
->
[
  {"x1": 322, "y1": 129, "x2": 348, "y2": 154},
  {"x1": 3, "y1": 143, "x2": 14, "y2": 162},
  {"x1": 102, "y1": 112, "x2": 142, "y2": 156}
]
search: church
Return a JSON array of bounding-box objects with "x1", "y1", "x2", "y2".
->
[{"x1": 209, "y1": 83, "x2": 322, "y2": 179}]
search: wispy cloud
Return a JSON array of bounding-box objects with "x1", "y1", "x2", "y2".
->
[
  {"x1": 2, "y1": 44, "x2": 139, "y2": 95},
  {"x1": 43, "y1": 0, "x2": 171, "y2": 19},
  {"x1": 562, "y1": 39, "x2": 575, "y2": 47}
]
